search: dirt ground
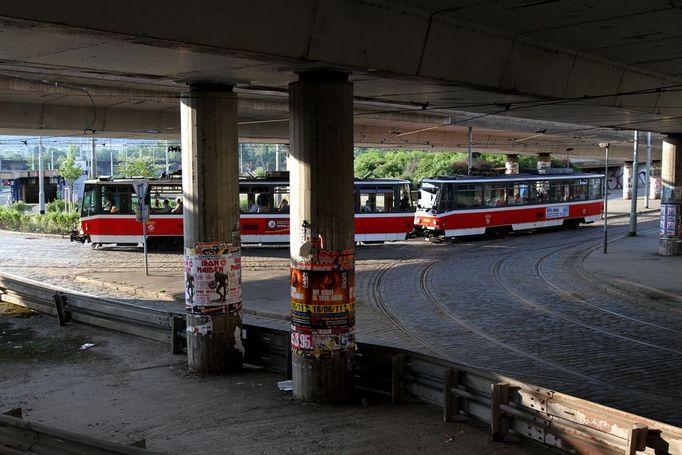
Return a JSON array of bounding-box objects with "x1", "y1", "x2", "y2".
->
[{"x1": 1, "y1": 305, "x2": 555, "y2": 455}]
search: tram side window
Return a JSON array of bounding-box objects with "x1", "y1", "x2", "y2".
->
[
  {"x1": 570, "y1": 179, "x2": 589, "y2": 201},
  {"x1": 454, "y1": 184, "x2": 483, "y2": 209},
  {"x1": 548, "y1": 180, "x2": 570, "y2": 203},
  {"x1": 482, "y1": 184, "x2": 507, "y2": 207},
  {"x1": 272, "y1": 186, "x2": 290, "y2": 213},
  {"x1": 150, "y1": 184, "x2": 182, "y2": 214},
  {"x1": 399, "y1": 183, "x2": 413, "y2": 212},
  {"x1": 101, "y1": 185, "x2": 135, "y2": 215},
  {"x1": 359, "y1": 188, "x2": 379, "y2": 213},
  {"x1": 588, "y1": 178, "x2": 603, "y2": 199},
  {"x1": 81, "y1": 184, "x2": 97, "y2": 216},
  {"x1": 239, "y1": 188, "x2": 254, "y2": 213},
  {"x1": 240, "y1": 187, "x2": 283, "y2": 213},
  {"x1": 376, "y1": 186, "x2": 394, "y2": 212}
]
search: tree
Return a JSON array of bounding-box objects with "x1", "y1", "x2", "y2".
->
[
  {"x1": 116, "y1": 155, "x2": 162, "y2": 178},
  {"x1": 59, "y1": 151, "x2": 85, "y2": 212}
]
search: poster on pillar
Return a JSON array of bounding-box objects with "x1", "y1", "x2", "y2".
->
[
  {"x1": 290, "y1": 245, "x2": 356, "y2": 356},
  {"x1": 184, "y1": 241, "x2": 242, "y2": 315},
  {"x1": 660, "y1": 203, "x2": 682, "y2": 239}
]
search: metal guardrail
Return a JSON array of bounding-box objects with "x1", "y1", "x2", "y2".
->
[
  {"x1": 2, "y1": 271, "x2": 682, "y2": 455},
  {"x1": 0, "y1": 408, "x2": 158, "y2": 454}
]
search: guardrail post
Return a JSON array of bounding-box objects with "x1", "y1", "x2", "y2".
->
[
  {"x1": 626, "y1": 424, "x2": 648, "y2": 454},
  {"x1": 54, "y1": 292, "x2": 71, "y2": 326},
  {"x1": 443, "y1": 369, "x2": 461, "y2": 421},
  {"x1": 391, "y1": 354, "x2": 406, "y2": 404},
  {"x1": 171, "y1": 315, "x2": 186, "y2": 355},
  {"x1": 491, "y1": 382, "x2": 510, "y2": 441}
]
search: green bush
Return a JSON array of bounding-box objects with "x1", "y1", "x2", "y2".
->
[
  {"x1": 8, "y1": 201, "x2": 31, "y2": 213},
  {"x1": 0, "y1": 206, "x2": 79, "y2": 234},
  {"x1": 47, "y1": 199, "x2": 66, "y2": 212}
]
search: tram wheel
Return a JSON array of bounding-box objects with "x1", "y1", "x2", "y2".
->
[
  {"x1": 485, "y1": 226, "x2": 511, "y2": 238},
  {"x1": 563, "y1": 219, "x2": 581, "y2": 230}
]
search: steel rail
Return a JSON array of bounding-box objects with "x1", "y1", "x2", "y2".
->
[{"x1": 2, "y1": 271, "x2": 682, "y2": 455}]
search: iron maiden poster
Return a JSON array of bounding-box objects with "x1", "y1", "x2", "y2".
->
[{"x1": 184, "y1": 241, "x2": 242, "y2": 315}]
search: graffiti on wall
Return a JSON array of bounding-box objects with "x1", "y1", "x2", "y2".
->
[{"x1": 607, "y1": 166, "x2": 622, "y2": 190}]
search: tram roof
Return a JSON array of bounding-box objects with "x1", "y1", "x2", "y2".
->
[{"x1": 420, "y1": 171, "x2": 603, "y2": 185}]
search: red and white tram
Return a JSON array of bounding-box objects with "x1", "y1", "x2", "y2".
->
[
  {"x1": 79, "y1": 174, "x2": 415, "y2": 246},
  {"x1": 414, "y1": 170, "x2": 603, "y2": 238}
]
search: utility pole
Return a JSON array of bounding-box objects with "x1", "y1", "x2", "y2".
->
[
  {"x1": 165, "y1": 139, "x2": 169, "y2": 174},
  {"x1": 599, "y1": 143, "x2": 609, "y2": 253},
  {"x1": 38, "y1": 137, "x2": 45, "y2": 214},
  {"x1": 467, "y1": 126, "x2": 473, "y2": 174},
  {"x1": 239, "y1": 143, "x2": 243, "y2": 174},
  {"x1": 90, "y1": 137, "x2": 97, "y2": 179},
  {"x1": 629, "y1": 131, "x2": 639, "y2": 236},
  {"x1": 645, "y1": 132, "x2": 652, "y2": 209}
]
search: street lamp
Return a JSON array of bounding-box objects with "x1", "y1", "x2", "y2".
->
[{"x1": 599, "y1": 142, "x2": 610, "y2": 253}]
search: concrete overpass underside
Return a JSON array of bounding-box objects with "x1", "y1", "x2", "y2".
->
[{"x1": 0, "y1": 1, "x2": 679, "y2": 160}]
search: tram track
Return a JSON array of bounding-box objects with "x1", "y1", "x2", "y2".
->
[
  {"x1": 490, "y1": 241, "x2": 682, "y2": 356},
  {"x1": 479, "y1": 227, "x2": 682, "y2": 407},
  {"x1": 400, "y1": 227, "x2": 682, "y2": 422},
  {"x1": 367, "y1": 237, "x2": 605, "y2": 386},
  {"x1": 417, "y1": 259, "x2": 614, "y2": 385},
  {"x1": 369, "y1": 258, "x2": 454, "y2": 360},
  {"x1": 534, "y1": 229, "x2": 682, "y2": 333}
]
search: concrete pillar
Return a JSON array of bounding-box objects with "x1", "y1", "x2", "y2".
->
[
  {"x1": 650, "y1": 160, "x2": 662, "y2": 200},
  {"x1": 537, "y1": 153, "x2": 551, "y2": 170},
  {"x1": 623, "y1": 161, "x2": 633, "y2": 200},
  {"x1": 181, "y1": 84, "x2": 243, "y2": 373},
  {"x1": 505, "y1": 154, "x2": 519, "y2": 175},
  {"x1": 660, "y1": 135, "x2": 682, "y2": 256},
  {"x1": 289, "y1": 70, "x2": 355, "y2": 403}
]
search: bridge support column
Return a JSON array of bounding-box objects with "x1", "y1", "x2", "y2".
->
[
  {"x1": 505, "y1": 154, "x2": 519, "y2": 174},
  {"x1": 289, "y1": 70, "x2": 355, "y2": 403},
  {"x1": 181, "y1": 83, "x2": 243, "y2": 373},
  {"x1": 660, "y1": 135, "x2": 682, "y2": 256},
  {"x1": 622, "y1": 161, "x2": 633, "y2": 200},
  {"x1": 537, "y1": 153, "x2": 551, "y2": 171},
  {"x1": 650, "y1": 160, "x2": 662, "y2": 200}
]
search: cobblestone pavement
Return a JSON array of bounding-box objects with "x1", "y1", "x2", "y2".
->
[{"x1": 2, "y1": 215, "x2": 681, "y2": 426}]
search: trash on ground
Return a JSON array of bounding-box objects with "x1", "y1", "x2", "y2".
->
[
  {"x1": 80, "y1": 343, "x2": 96, "y2": 350},
  {"x1": 277, "y1": 380, "x2": 293, "y2": 392}
]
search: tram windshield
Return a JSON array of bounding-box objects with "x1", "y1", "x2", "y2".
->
[
  {"x1": 81, "y1": 183, "x2": 139, "y2": 216},
  {"x1": 418, "y1": 182, "x2": 440, "y2": 211}
]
